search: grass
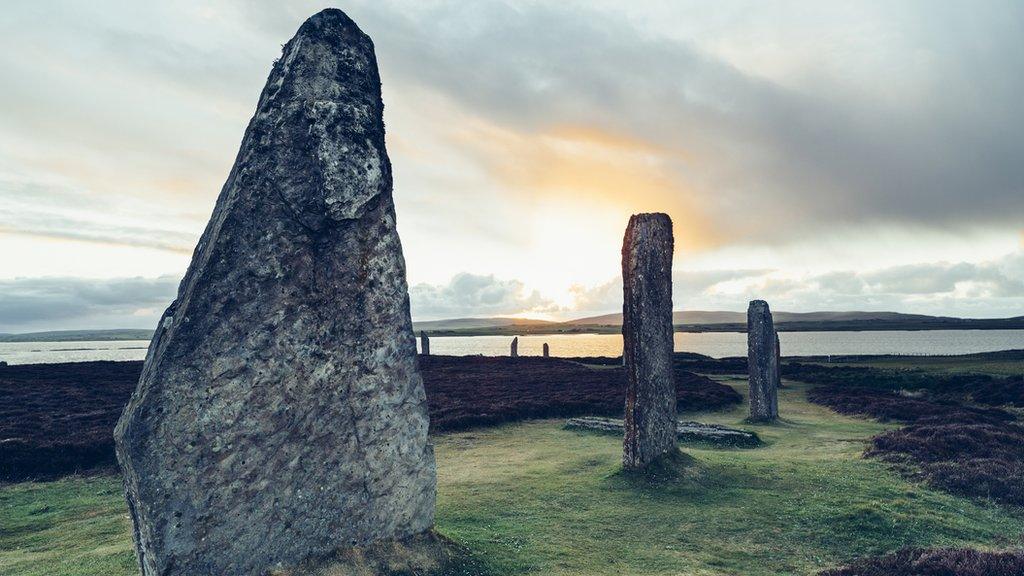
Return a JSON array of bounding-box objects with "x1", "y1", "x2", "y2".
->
[
  {"x1": 0, "y1": 475, "x2": 134, "y2": 576},
  {"x1": 807, "y1": 354, "x2": 1024, "y2": 377},
  {"x1": 3, "y1": 378, "x2": 1023, "y2": 575}
]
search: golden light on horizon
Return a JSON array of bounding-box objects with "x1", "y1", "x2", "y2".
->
[{"x1": 452, "y1": 118, "x2": 721, "y2": 247}]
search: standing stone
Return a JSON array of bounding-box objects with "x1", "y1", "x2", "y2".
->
[
  {"x1": 113, "y1": 10, "x2": 435, "y2": 576},
  {"x1": 621, "y1": 213, "x2": 677, "y2": 469},
  {"x1": 420, "y1": 331, "x2": 430, "y2": 356},
  {"x1": 774, "y1": 329, "x2": 783, "y2": 389},
  {"x1": 510, "y1": 336, "x2": 519, "y2": 358},
  {"x1": 542, "y1": 342, "x2": 550, "y2": 357},
  {"x1": 747, "y1": 300, "x2": 780, "y2": 421}
]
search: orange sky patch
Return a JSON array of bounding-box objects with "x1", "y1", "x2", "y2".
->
[{"x1": 451, "y1": 119, "x2": 720, "y2": 252}]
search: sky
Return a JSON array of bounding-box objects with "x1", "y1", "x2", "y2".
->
[{"x1": 1, "y1": 1, "x2": 1023, "y2": 332}]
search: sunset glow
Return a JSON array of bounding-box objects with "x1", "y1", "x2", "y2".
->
[{"x1": 1, "y1": 1, "x2": 1022, "y2": 331}]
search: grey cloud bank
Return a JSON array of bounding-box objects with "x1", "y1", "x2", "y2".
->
[
  {"x1": 2, "y1": 253, "x2": 1022, "y2": 332},
  {"x1": 1, "y1": 1, "x2": 1022, "y2": 327},
  {"x1": 0, "y1": 276, "x2": 179, "y2": 333},
  {"x1": 4, "y1": 1, "x2": 1021, "y2": 242},
  {"x1": 567, "y1": 252, "x2": 1024, "y2": 320},
  {"x1": 344, "y1": 0, "x2": 1024, "y2": 238},
  {"x1": 409, "y1": 273, "x2": 559, "y2": 320}
]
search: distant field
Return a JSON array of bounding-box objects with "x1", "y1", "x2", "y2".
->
[
  {"x1": 0, "y1": 330, "x2": 153, "y2": 343},
  {"x1": 0, "y1": 357, "x2": 738, "y2": 480},
  {"x1": 795, "y1": 349, "x2": 1024, "y2": 376},
  {"x1": 420, "y1": 320, "x2": 1024, "y2": 337},
  {"x1": 3, "y1": 379, "x2": 1022, "y2": 575}
]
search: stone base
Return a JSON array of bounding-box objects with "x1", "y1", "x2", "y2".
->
[
  {"x1": 268, "y1": 531, "x2": 484, "y2": 576},
  {"x1": 614, "y1": 447, "x2": 700, "y2": 483},
  {"x1": 566, "y1": 416, "x2": 762, "y2": 448}
]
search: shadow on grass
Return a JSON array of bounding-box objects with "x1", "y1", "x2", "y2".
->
[
  {"x1": 606, "y1": 449, "x2": 704, "y2": 488},
  {"x1": 272, "y1": 531, "x2": 496, "y2": 576}
]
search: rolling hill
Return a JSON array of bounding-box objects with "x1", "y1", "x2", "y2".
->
[{"x1": 566, "y1": 310, "x2": 952, "y2": 326}]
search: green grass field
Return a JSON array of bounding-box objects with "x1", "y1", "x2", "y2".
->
[
  {"x1": 823, "y1": 357, "x2": 1024, "y2": 376},
  {"x1": 3, "y1": 378, "x2": 1022, "y2": 575}
]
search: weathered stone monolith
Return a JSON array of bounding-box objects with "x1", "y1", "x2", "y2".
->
[
  {"x1": 510, "y1": 336, "x2": 519, "y2": 357},
  {"x1": 747, "y1": 300, "x2": 780, "y2": 421},
  {"x1": 542, "y1": 342, "x2": 550, "y2": 357},
  {"x1": 114, "y1": 10, "x2": 435, "y2": 576},
  {"x1": 420, "y1": 331, "x2": 430, "y2": 356},
  {"x1": 621, "y1": 213, "x2": 677, "y2": 469},
  {"x1": 774, "y1": 329, "x2": 783, "y2": 388}
]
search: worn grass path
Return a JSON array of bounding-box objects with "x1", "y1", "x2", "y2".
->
[{"x1": 3, "y1": 378, "x2": 1022, "y2": 575}]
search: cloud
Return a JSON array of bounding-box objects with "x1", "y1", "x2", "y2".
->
[
  {"x1": 0, "y1": 276, "x2": 179, "y2": 333},
  {"x1": 1, "y1": 1, "x2": 1023, "y2": 328},
  {"x1": 3, "y1": 251, "x2": 1022, "y2": 333},
  {"x1": 858, "y1": 262, "x2": 1024, "y2": 297},
  {"x1": 730, "y1": 253, "x2": 1024, "y2": 315},
  {"x1": 336, "y1": 0, "x2": 1024, "y2": 241},
  {"x1": 409, "y1": 272, "x2": 559, "y2": 319},
  {"x1": 567, "y1": 252, "x2": 1024, "y2": 318},
  {"x1": 0, "y1": 174, "x2": 200, "y2": 252},
  {"x1": 569, "y1": 268, "x2": 774, "y2": 315}
]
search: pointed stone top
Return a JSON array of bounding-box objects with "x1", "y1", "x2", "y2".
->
[
  {"x1": 247, "y1": 6, "x2": 387, "y2": 232},
  {"x1": 292, "y1": 8, "x2": 370, "y2": 44},
  {"x1": 303, "y1": 8, "x2": 358, "y2": 27}
]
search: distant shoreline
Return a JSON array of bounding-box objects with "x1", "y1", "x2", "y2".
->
[
  {"x1": 3, "y1": 317, "x2": 1024, "y2": 343},
  {"x1": 420, "y1": 318, "x2": 1024, "y2": 337}
]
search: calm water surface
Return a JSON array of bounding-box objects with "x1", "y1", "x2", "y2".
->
[
  {"x1": 0, "y1": 340, "x2": 151, "y2": 365},
  {"x1": 421, "y1": 330, "x2": 1024, "y2": 359},
  {"x1": 3, "y1": 330, "x2": 1022, "y2": 365}
]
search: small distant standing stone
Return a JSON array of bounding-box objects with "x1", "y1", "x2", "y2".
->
[
  {"x1": 747, "y1": 300, "x2": 780, "y2": 421},
  {"x1": 420, "y1": 331, "x2": 430, "y2": 356},
  {"x1": 621, "y1": 213, "x2": 677, "y2": 469},
  {"x1": 510, "y1": 336, "x2": 519, "y2": 357},
  {"x1": 542, "y1": 342, "x2": 550, "y2": 357}
]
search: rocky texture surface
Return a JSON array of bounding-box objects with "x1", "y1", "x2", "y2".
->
[
  {"x1": 420, "y1": 331, "x2": 430, "y2": 356},
  {"x1": 621, "y1": 213, "x2": 677, "y2": 469},
  {"x1": 113, "y1": 10, "x2": 435, "y2": 576},
  {"x1": 510, "y1": 336, "x2": 519, "y2": 357},
  {"x1": 747, "y1": 300, "x2": 779, "y2": 421},
  {"x1": 542, "y1": 343, "x2": 550, "y2": 357},
  {"x1": 566, "y1": 417, "x2": 761, "y2": 448},
  {"x1": 774, "y1": 329, "x2": 783, "y2": 388}
]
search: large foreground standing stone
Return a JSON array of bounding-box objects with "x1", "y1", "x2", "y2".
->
[
  {"x1": 114, "y1": 10, "x2": 435, "y2": 576},
  {"x1": 621, "y1": 213, "x2": 677, "y2": 469},
  {"x1": 747, "y1": 300, "x2": 780, "y2": 421}
]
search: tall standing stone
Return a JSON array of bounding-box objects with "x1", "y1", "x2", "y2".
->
[
  {"x1": 542, "y1": 342, "x2": 550, "y2": 357},
  {"x1": 747, "y1": 300, "x2": 780, "y2": 421},
  {"x1": 621, "y1": 213, "x2": 677, "y2": 469},
  {"x1": 113, "y1": 10, "x2": 435, "y2": 576},
  {"x1": 420, "y1": 331, "x2": 430, "y2": 356},
  {"x1": 774, "y1": 329, "x2": 783, "y2": 388},
  {"x1": 510, "y1": 336, "x2": 519, "y2": 357}
]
